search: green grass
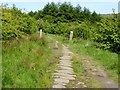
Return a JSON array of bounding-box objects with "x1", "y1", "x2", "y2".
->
[
  {"x1": 67, "y1": 56, "x2": 102, "y2": 88},
  {"x1": 0, "y1": 40, "x2": 2, "y2": 88},
  {"x1": 72, "y1": 56, "x2": 84, "y2": 76},
  {"x1": 48, "y1": 34, "x2": 118, "y2": 84},
  {"x1": 2, "y1": 33, "x2": 61, "y2": 88},
  {"x1": 67, "y1": 39, "x2": 118, "y2": 83}
]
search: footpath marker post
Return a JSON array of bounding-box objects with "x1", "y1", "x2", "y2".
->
[
  {"x1": 40, "y1": 29, "x2": 42, "y2": 38},
  {"x1": 54, "y1": 41, "x2": 59, "y2": 49},
  {"x1": 70, "y1": 31, "x2": 73, "y2": 41}
]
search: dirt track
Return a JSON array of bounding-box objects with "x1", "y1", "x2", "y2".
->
[{"x1": 52, "y1": 45, "x2": 118, "y2": 88}]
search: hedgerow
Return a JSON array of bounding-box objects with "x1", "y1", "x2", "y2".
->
[{"x1": 2, "y1": 5, "x2": 39, "y2": 40}]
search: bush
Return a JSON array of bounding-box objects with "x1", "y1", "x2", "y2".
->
[
  {"x1": 93, "y1": 16, "x2": 120, "y2": 53},
  {"x1": 2, "y1": 6, "x2": 39, "y2": 40}
]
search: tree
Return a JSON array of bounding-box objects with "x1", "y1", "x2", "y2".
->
[
  {"x1": 81, "y1": 7, "x2": 91, "y2": 21},
  {"x1": 28, "y1": 11, "x2": 35, "y2": 17},
  {"x1": 34, "y1": 10, "x2": 43, "y2": 19},
  {"x1": 43, "y1": 2, "x2": 58, "y2": 17},
  {"x1": 94, "y1": 16, "x2": 120, "y2": 53},
  {"x1": 90, "y1": 11, "x2": 101, "y2": 23},
  {"x1": 72, "y1": 4, "x2": 82, "y2": 21},
  {"x1": 59, "y1": 2, "x2": 74, "y2": 20}
]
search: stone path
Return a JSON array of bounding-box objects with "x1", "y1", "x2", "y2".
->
[
  {"x1": 52, "y1": 44, "x2": 118, "y2": 88},
  {"x1": 52, "y1": 45, "x2": 76, "y2": 88}
]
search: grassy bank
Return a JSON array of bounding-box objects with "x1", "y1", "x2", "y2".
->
[
  {"x1": 2, "y1": 33, "x2": 61, "y2": 88},
  {"x1": 67, "y1": 39, "x2": 118, "y2": 83},
  {"x1": 48, "y1": 34, "x2": 118, "y2": 83}
]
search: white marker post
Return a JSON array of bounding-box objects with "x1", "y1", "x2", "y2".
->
[
  {"x1": 54, "y1": 41, "x2": 59, "y2": 49},
  {"x1": 70, "y1": 31, "x2": 73, "y2": 41},
  {"x1": 39, "y1": 29, "x2": 42, "y2": 38}
]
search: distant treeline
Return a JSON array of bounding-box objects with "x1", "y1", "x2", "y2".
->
[
  {"x1": 2, "y1": 2, "x2": 120, "y2": 53},
  {"x1": 28, "y1": 2, "x2": 119, "y2": 53},
  {"x1": 28, "y1": 2, "x2": 101, "y2": 23}
]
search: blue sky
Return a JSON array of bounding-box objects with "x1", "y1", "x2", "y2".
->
[{"x1": 2, "y1": 0, "x2": 120, "y2": 14}]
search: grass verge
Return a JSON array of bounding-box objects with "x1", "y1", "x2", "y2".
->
[
  {"x1": 67, "y1": 56, "x2": 102, "y2": 88},
  {"x1": 2, "y1": 33, "x2": 61, "y2": 88},
  {"x1": 67, "y1": 39, "x2": 118, "y2": 83},
  {"x1": 48, "y1": 34, "x2": 118, "y2": 86}
]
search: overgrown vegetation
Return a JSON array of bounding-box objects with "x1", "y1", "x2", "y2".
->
[
  {"x1": 1, "y1": 2, "x2": 119, "y2": 88},
  {"x1": 66, "y1": 39, "x2": 119, "y2": 82},
  {"x1": 2, "y1": 2, "x2": 119, "y2": 53},
  {"x1": 29, "y1": 2, "x2": 101, "y2": 23},
  {"x1": 28, "y1": 2, "x2": 120, "y2": 54},
  {"x1": 46, "y1": 34, "x2": 119, "y2": 83},
  {"x1": 2, "y1": 4, "x2": 39, "y2": 40},
  {"x1": 2, "y1": 33, "x2": 60, "y2": 88}
]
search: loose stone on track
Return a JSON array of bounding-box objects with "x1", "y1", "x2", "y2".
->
[{"x1": 52, "y1": 45, "x2": 76, "y2": 88}]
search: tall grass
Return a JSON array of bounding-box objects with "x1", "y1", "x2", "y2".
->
[
  {"x1": 67, "y1": 39, "x2": 118, "y2": 82},
  {"x1": 2, "y1": 33, "x2": 58, "y2": 88}
]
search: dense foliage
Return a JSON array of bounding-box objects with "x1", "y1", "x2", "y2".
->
[
  {"x1": 93, "y1": 16, "x2": 120, "y2": 53},
  {"x1": 28, "y1": 2, "x2": 119, "y2": 53},
  {"x1": 29, "y1": 2, "x2": 101, "y2": 23},
  {"x1": 2, "y1": 2, "x2": 119, "y2": 53},
  {"x1": 2, "y1": 5, "x2": 39, "y2": 40},
  {"x1": 2, "y1": 2, "x2": 119, "y2": 88},
  {"x1": 2, "y1": 34, "x2": 55, "y2": 88}
]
